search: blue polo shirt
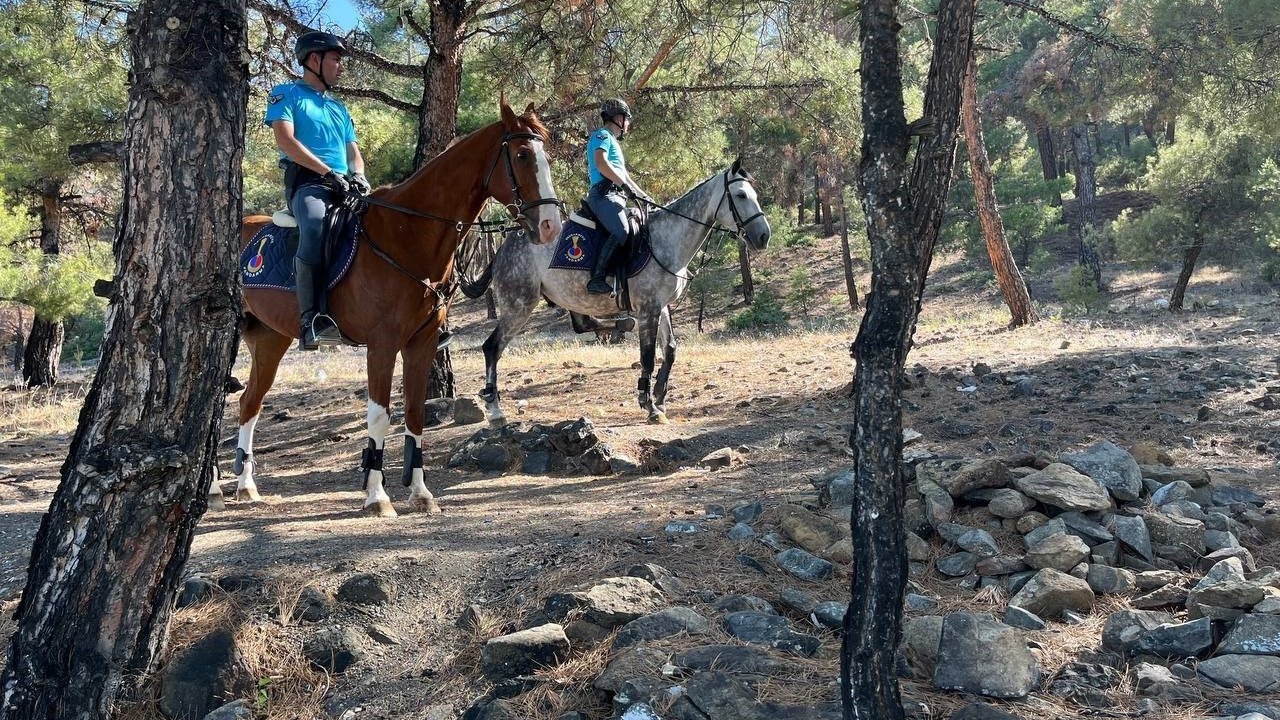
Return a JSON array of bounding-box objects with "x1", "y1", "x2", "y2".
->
[
  {"x1": 264, "y1": 81, "x2": 357, "y2": 175},
  {"x1": 585, "y1": 127, "x2": 625, "y2": 186}
]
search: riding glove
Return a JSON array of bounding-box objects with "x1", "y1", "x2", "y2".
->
[
  {"x1": 347, "y1": 172, "x2": 371, "y2": 196},
  {"x1": 323, "y1": 171, "x2": 350, "y2": 194}
]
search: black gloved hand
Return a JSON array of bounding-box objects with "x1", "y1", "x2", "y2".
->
[
  {"x1": 347, "y1": 172, "x2": 371, "y2": 196},
  {"x1": 323, "y1": 171, "x2": 350, "y2": 194}
]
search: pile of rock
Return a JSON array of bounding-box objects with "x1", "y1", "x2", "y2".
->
[{"x1": 445, "y1": 417, "x2": 644, "y2": 475}]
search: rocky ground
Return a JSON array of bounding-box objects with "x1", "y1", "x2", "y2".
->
[{"x1": 1, "y1": 257, "x2": 1279, "y2": 720}]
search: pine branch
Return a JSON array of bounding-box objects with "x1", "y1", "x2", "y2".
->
[{"x1": 248, "y1": 0, "x2": 422, "y2": 77}]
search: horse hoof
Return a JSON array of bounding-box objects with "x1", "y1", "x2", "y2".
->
[
  {"x1": 408, "y1": 495, "x2": 441, "y2": 514},
  {"x1": 235, "y1": 488, "x2": 263, "y2": 503},
  {"x1": 649, "y1": 412, "x2": 669, "y2": 425},
  {"x1": 206, "y1": 493, "x2": 226, "y2": 511},
  {"x1": 488, "y1": 416, "x2": 508, "y2": 428},
  {"x1": 363, "y1": 499, "x2": 398, "y2": 518}
]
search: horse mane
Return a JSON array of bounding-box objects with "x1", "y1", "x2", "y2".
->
[
  {"x1": 385, "y1": 107, "x2": 548, "y2": 192},
  {"x1": 519, "y1": 110, "x2": 550, "y2": 143}
]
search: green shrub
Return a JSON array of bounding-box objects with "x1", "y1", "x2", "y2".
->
[
  {"x1": 1054, "y1": 265, "x2": 1107, "y2": 314},
  {"x1": 728, "y1": 287, "x2": 789, "y2": 330},
  {"x1": 786, "y1": 267, "x2": 817, "y2": 319}
]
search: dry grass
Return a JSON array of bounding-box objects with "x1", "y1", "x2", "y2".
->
[{"x1": 0, "y1": 382, "x2": 89, "y2": 437}]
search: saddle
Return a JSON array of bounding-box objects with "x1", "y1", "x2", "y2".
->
[
  {"x1": 568, "y1": 200, "x2": 648, "y2": 311},
  {"x1": 241, "y1": 204, "x2": 361, "y2": 299}
]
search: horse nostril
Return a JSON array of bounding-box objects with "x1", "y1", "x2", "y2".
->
[{"x1": 760, "y1": 231, "x2": 771, "y2": 246}]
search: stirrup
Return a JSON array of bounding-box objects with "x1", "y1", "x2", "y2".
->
[{"x1": 436, "y1": 329, "x2": 453, "y2": 350}]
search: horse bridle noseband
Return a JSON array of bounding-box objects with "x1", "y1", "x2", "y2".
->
[{"x1": 484, "y1": 131, "x2": 566, "y2": 233}]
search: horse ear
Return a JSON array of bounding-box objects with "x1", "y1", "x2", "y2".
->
[
  {"x1": 524, "y1": 102, "x2": 536, "y2": 115},
  {"x1": 731, "y1": 155, "x2": 742, "y2": 175},
  {"x1": 500, "y1": 98, "x2": 517, "y2": 127}
]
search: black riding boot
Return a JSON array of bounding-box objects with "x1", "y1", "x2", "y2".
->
[
  {"x1": 295, "y1": 258, "x2": 339, "y2": 350},
  {"x1": 587, "y1": 236, "x2": 622, "y2": 294}
]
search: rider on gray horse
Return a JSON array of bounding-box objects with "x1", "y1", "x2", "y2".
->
[
  {"x1": 265, "y1": 30, "x2": 371, "y2": 350},
  {"x1": 585, "y1": 98, "x2": 652, "y2": 294}
]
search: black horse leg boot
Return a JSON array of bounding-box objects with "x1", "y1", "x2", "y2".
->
[{"x1": 587, "y1": 235, "x2": 621, "y2": 294}]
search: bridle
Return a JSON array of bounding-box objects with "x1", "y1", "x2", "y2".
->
[
  {"x1": 640, "y1": 168, "x2": 766, "y2": 281},
  {"x1": 483, "y1": 131, "x2": 566, "y2": 233}
]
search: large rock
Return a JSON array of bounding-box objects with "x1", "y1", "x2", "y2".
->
[
  {"x1": 1141, "y1": 464, "x2": 1210, "y2": 487},
  {"x1": 1142, "y1": 512, "x2": 1206, "y2": 556},
  {"x1": 481, "y1": 624, "x2": 570, "y2": 681},
  {"x1": 1107, "y1": 515, "x2": 1154, "y2": 562},
  {"x1": 1219, "y1": 614, "x2": 1280, "y2": 655},
  {"x1": 160, "y1": 629, "x2": 254, "y2": 720},
  {"x1": 1013, "y1": 464, "x2": 1112, "y2": 512},
  {"x1": 777, "y1": 504, "x2": 848, "y2": 560},
  {"x1": 1102, "y1": 609, "x2": 1174, "y2": 654},
  {"x1": 201, "y1": 700, "x2": 254, "y2": 720},
  {"x1": 917, "y1": 458, "x2": 1011, "y2": 498},
  {"x1": 1009, "y1": 568, "x2": 1095, "y2": 619},
  {"x1": 987, "y1": 489, "x2": 1036, "y2": 518},
  {"x1": 673, "y1": 644, "x2": 787, "y2": 675},
  {"x1": 614, "y1": 607, "x2": 710, "y2": 648},
  {"x1": 1087, "y1": 565, "x2": 1137, "y2": 595},
  {"x1": 336, "y1": 572, "x2": 396, "y2": 606},
  {"x1": 1060, "y1": 441, "x2": 1143, "y2": 502},
  {"x1": 722, "y1": 611, "x2": 820, "y2": 656},
  {"x1": 1025, "y1": 533, "x2": 1091, "y2": 572},
  {"x1": 594, "y1": 646, "x2": 667, "y2": 694},
  {"x1": 932, "y1": 613, "x2": 1040, "y2": 698},
  {"x1": 776, "y1": 548, "x2": 834, "y2": 581},
  {"x1": 1197, "y1": 654, "x2": 1280, "y2": 692},
  {"x1": 1188, "y1": 580, "x2": 1267, "y2": 610},
  {"x1": 544, "y1": 577, "x2": 664, "y2": 628},
  {"x1": 901, "y1": 615, "x2": 943, "y2": 678},
  {"x1": 302, "y1": 627, "x2": 365, "y2": 674},
  {"x1": 676, "y1": 671, "x2": 841, "y2": 720},
  {"x1": 1134, "y1": 617, "x2": 1213, "y2": 657}
]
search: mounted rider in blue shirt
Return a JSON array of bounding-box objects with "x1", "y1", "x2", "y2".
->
[
  {"x1": 584, "y1": 98, "x2": 651, "y2": 294},
  {"x1": 265, "y1": 30, "x2": 371, "y2": 350}
]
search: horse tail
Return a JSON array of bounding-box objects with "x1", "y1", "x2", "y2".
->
[{"x1": 460, "y1": 257, "x2": 494, "y2": 299}]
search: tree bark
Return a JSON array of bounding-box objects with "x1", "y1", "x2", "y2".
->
[
  {"x1": 1169, "y1": 219, "x2": 1204, "y2": 312},
  {"x1": 813, "y1": 166, "x2": 822, "y2": 225},
  {"x1": 1164, "y1": 118, "x2": 1175, "y2": 145},
  {"x1": 961, "y1": 53, "x2": 1036, "y2": 328},
  {"x1": 738, "y1": 242, "x2": 755, "y2": 304},
  {"x1": 821, "y1": 181, "x2": 836, "y2": 237},
  {"x1": 843, "y1": 1, "x2": 975, "y2": 719},
  {"x1": 0, "y1": 1, "x2": 246, "y2": 717},
  {"x1": 1035, "y1": 123, "x2": 1058, "y2": 180},
  {"x1": 1070, "y1": 122, "x2": 1103, "y2": 289},
  {"x1": 840, "y1": 193, "x2": 859, "y2": 311},
  {"x1": 22, "y1": 181, "x2": 65, "y2": 387},
  {"x1": 412, "y1": 0, "x2": 467, "y2": 166},
  {"x1": 797, "y1": 189, "x2": 806, "y2": 226}
]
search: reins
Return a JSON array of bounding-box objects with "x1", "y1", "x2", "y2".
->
[{"x1": 635, "y1": 171, "x2": 763, "y2": 282}]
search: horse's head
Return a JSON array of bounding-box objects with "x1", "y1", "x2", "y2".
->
[
  {"x1": 490, "y1": 101, "x2": 563, "y2": 244},
  {"x1": 716, "y1": 157, "x2": 770, "y2": 250}
]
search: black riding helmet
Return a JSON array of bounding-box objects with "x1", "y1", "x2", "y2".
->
[
  {"x1": 600, "y1": 97, "x2": 632, "y2": 124},
  {"x1": 295, "y1": 31, "x2": 347, "y2": 65}
]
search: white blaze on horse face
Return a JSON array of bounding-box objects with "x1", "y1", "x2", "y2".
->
[
  {"x1": 533, "y1": 143, "x2": 562, "y2": 244},
  {"x1": 364, "y1": 401, "x2": 392, "y2": 508}
]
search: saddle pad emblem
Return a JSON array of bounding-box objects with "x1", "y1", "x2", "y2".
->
[
  {"x1": 244, "y1": 236, "x2": 270, "y2": 277},
  {"x1": 564, "y1": 235, "x2": 587, "y2": 263}
]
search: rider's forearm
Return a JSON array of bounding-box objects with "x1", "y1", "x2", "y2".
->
[
  {"x1": 347, "y1": 142, "x2": 365, "y2": 175},
  {"x1": 272, "y1": 122, "x2": 333, "y2": 175}
]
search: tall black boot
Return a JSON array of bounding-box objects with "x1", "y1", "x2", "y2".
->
[
  {"x1": 587, "y1": 236, "x2": 621, "y2": 294},
  {"x1": 295, "y1": 258, "x2": 339, "y2": 350}
]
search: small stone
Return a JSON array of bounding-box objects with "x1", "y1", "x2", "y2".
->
[
  {"x1": 366, "y1": 624, "x2": 402, "y2": 645},
  {"x1": 1086, "y1": 565, "x2": 1137, "y2": 595},
  {"x1": 1135, "y1": 570, "x2": 1181, "y2": 590},
  {"x1": 727, "y1": 522, "x2": 756, "y2": 541},
  {"x1": 303, "y1": 627, "x2": 365, "y2": 674},
  {"x1": 722, "y1": 611, "x2": 821, "y2": 656},
  {"x1": 291, "y1": 586, "x2": 331, "y2": 623},
  {"x1": 1060, "y1": 440, "x2": 1144, "y2": 502},
  {"x1": 481, "y1": 624, "x2": 570, "y2": 681},
  {"x1": 673, "y1": 644, "x2": 787, "y2": 675},
  {"x1": 614, "y1": 607, "x2": 710, "y2": 647},
  {"x1": 1197, "y1": 654, "x2": 1280, "y2": 692},
  {"x1": 1025, "y1": 534, "x2": 1090, "y2": 573},
  {"x1": 665, "y1": 520, "x2": 702, "y2": 534},
  {"x1": 1013, "y1": 463, "x2": 1112, "y2": 512},
  {"x1": 1135, "y1": 617, "x2": 1213, "y2": 657},
  {"x1": 1132, "y1": 584, "x2": 1189, "y2": 609},
  {"x1": 776, "y1": 548, "x2": 834, "y2": 581},
  {"x1": 811, "y1": 601, "x2": 847, "y2": 630},
  {"x1": 1009, "y1": 568, "x2": 1095, "y2": 619},
  {"x1": 1102, "y1": 609, "x2": 1174, "y2": 654},
  {"x1": 730, "y1": 500, "x2": 764, "y2": 523},
  {"x1": 201, "y1": 700, "x2": 254, "y2": 720},
  {"x1": 987, "y1": 489, "x2": 1036, "y2": 518},
  {"x1": 976, "y1": 556, "x2": 1027, "y2": 577},
  {"x1": 699, "y1": 447, "x2": 739, "y2": 469},
  {"x1": 1219, "y1": 614, "x2": 1280, "y2": 655},
  {"x1": 452, "y1": 397, "x2": 486, "y2": 424},
  {"x1": 937, "y1": 552, "x2": 980, "y2": 577},
  {"x1": 178, "y1": 576, "x2": 217, "y2": 609},
  {"x1": 905, "y1": 594, "x2": 939, "y2": 612},
  {"x1": 780, "y1": 588, "x2": 818, "y2": 615},
  {"x1": 712, "y1": 594, "x2": 777, "y2": 615}
]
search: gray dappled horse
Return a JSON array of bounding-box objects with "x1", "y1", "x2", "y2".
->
[{"x1": 472, "y1": 158, "x2": 770, "y2": 424}]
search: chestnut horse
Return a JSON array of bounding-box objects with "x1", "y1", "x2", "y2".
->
[{"x1": 214, "y1": 102, "x2": 562, "y2": 517}]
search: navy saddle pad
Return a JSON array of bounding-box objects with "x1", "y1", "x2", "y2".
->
[
  {"x1": 241, "y1": 219, "x2": 360, "y2": 292},
  {"x1": 547, "y1": 217, "x2": 651, "y2": 276}
]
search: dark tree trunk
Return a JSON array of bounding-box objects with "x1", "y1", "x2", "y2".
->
[
  {"x1": 12, "y1": 305, "x2": 24, "y2": 370},
  {"x1": 797, "y1": 190, "x2": 806, "y2": 225},
  {"x1": 1035, "y1": 123, "x2": 1058, "y2": 180},
  {"x1": 0, "y1": 2, "x2": 246, "y2": 718},
  {"x1": 427, "y1": 349, "x2": 455, "y2": 399},
  {"x1": 1169, "y1": 217, "x2": 1205, "y2": 312},
  {"x1": 1122, "y1": 124, "x2": 1130, "y2": 150},
  {"x1": 22, "y1": 318, "x2": 64, "y2": 388},
  {"x1": 697, "y1": 295, "x2": 705, "y2": 332},
  {"x1": 1142, "y1": 107, "x2": 1158, "y2": 146},
  {"x1": 485, "y1": 290, "x2": 497, "y2": 319},
  {"x1": 840, "y1": 193, "x2": 859, "y2": 311},
  {"x1": 821, "y1": 184, "x2": 836, "y2": 237},
  {"x1": 738, "y1": 242, "x2": 755, "y2": 304},
  {"x1": 813, "y1": 166, "x2": 822, "y2": 224},
  {"x1": 842, "y1": 1, "x2": 976, "y2": 719},
  {"x1": 412, "y1": 0, "x2": 467, "y2": 166},
  {"x1": 23, "y1": 182, "x2": 65, "y2": 387},
  {"x1": 1165, "y1": 118, "x2": 1176, "y2": 145},
  {"x1": 1070, "y1": 123, "x2": 1103, "y2": 289},
  {"x1": 961, "y1": 53, "x2": 1036, "y2": 328}
]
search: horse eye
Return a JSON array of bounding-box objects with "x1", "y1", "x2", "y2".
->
[
  {"x1": 517, "y1": 151, "x2": 530, "y2": 161},
  {"x1": 736, "y1": 192, "x2": 747, "y2": 199}
]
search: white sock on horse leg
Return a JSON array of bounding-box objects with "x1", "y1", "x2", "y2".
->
[
  {"x1": 364, "y1": 401, "x2": 393, "y2": 511},
  {"x1": 235, "y1": 414, "x2": 260, "y2": 500}
]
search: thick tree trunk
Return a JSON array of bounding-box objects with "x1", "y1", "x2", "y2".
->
[
  {"x1": 843, "y1": 1, "x2": 976, "y2": 719},
  {"x1": 1165, "y1": 118, "x2": 1176, "y2": 145},
  {"x1": 961, "y1": 54, "x2": 1036, "y2": 328},
  {"x1": 797, "y1": 190, "x2": 806, "y2": 226},
  {"x1": 23, "y1": 182, "x2": 65, "y2": 387},
  {"x1": 1035, "y1": 123, "x2": 1058, "y2": 180},
  {"x1": 1169, "y1": 226, "x2": 1204, "y2": 312},
  {"x1": 412, "y1": 1, "x2": 466, "y2": 166},
  {"x1": 0, "y1": 2, "x2": 246, "y2": 718},
  {"x1": 840, "y1": 193, "x2": 859, "y2": 311},
  {"x1": 1070, "y1": 123, "x2": 1103, "y2": 289},
  {"x1": 22, "y1": 318, "x2": 63, "y2": 387},
  {"x1": 738, "y1": 242, "x2": 755, "y2": 304}
]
